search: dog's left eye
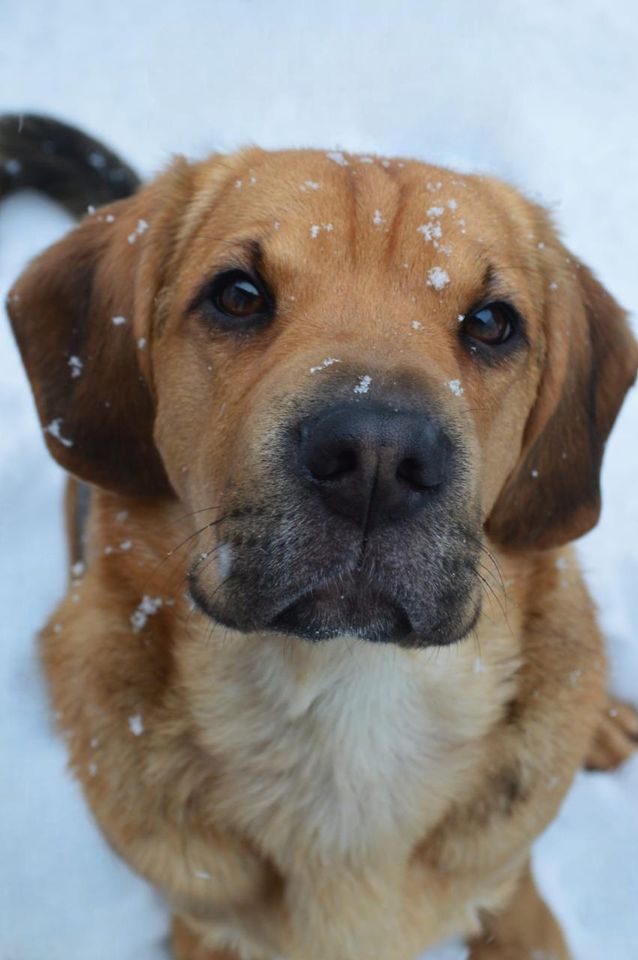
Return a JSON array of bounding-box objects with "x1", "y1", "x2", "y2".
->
[
  {"x1": 200, "y1": 270, "x2": 272, "y2": 329},
  {"x1": 460, "y1": 302, "x2": 517, "y2": 347}
]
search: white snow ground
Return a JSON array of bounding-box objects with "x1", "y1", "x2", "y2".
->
[{"x1": 1, "y1": 2, "x2": 637, "y2": 958}]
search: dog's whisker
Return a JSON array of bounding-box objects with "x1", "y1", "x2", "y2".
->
[
  {"x1": 164, "y1": 504, "x2": 225, "y2": 525},
  {"x1": 161, "y1": 513, "x2": 233, "y2": 564}
]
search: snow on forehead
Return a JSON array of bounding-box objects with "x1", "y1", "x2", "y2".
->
[
  {"x1": 229, "y1": 151, "x2": 472, "y2": 202},
  {"x1": 219, "y1": 152, "x2": 476, "y2": 245}
]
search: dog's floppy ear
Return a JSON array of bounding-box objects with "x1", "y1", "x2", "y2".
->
[
  {"x1": 487, "y1": 249, "x2": 637, "y2": 550},
  {"x1": 6, "y1": 161, "x2": 193, "y2": 497}
]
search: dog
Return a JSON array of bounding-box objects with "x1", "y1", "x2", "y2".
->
[{"x1": 3, "y1": 114, "x2": 638, "y2": 960}]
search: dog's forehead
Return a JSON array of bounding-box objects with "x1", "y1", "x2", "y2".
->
[
  {"x1": 172, "y1": 148, "x2": 546, "y2": 331},
  {"x1": 186, "y1": 148, "x2": 533, "y2": 263}
]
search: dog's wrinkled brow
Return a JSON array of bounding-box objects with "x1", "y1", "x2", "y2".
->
[
  {"x1": 476, "y1": 261, "x2": 519, "y2": 307},
  {"x1": 219, "y1": 238, "x2": 265, "y2": 275}
]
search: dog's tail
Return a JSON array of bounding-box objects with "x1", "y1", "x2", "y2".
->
[{"x1": 0, "y1": 113, "x2": 140, "y2": 216}]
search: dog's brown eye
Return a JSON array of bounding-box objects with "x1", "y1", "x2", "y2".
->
[
  {"x1": 198, "y1": 269, "x2": 273, "y2": 330},
  {"x1": 212, "y1": 272, "x2": 267, "y2": 319},
  {"x1": 461, "y1": 302, "x2": 516, "y2": 346}
]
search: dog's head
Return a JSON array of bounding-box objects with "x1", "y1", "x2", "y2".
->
[{"x1": 7, "y1": 150, "x2": 637, "y2": 646}]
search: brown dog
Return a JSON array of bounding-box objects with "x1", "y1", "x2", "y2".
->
[{"x1": 4, "y1": 115, "x2": 638, "y2": 959}]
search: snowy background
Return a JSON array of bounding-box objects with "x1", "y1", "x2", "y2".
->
[{"x1": 1, "y1": 1, "x2": 637, "y2": 958}]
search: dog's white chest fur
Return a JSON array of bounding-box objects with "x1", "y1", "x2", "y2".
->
[{"x1": 192, "y1": 634, "x2": 506, "y2": 867}]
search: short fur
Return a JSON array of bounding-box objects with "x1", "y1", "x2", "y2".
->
[{"x1": 4, "y1": 117, "x2": 638, "y2": 959}]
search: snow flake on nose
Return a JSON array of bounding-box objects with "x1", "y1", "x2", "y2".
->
[
  {"x1": 372, "y1": 209, "x2": 384, "y2": 225},
  {"x1": 447, "y1": 379, "x2": 464, "y2": 397},
  {"x1": 310, "y1": 357, "x2": 341, "y2": 373},
  {"x1": 353, "y1": 374, "x2": 372, "y2": 395},
  {"x1": 300, "y1": 180, "x2": 320, "y2": 191}
]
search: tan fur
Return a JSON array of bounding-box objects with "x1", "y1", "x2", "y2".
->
[{"x1": 8, "y1": 147, "x2": 638, "y2": 959}]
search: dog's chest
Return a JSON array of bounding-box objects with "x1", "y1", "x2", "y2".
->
[{"x1": 191, "y1": 637, "x2": 497, "y2": 866}]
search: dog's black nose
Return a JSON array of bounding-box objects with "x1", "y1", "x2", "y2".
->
[{"x1": 298, "y1": 403, "x2": 451, "y2": 529}]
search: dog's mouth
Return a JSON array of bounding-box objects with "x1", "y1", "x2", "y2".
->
[
  {"x1": 189, "y1": 551, "x2": 482, "y2": 649},
  {"x1": 268, "y1": 572, "x2": 414, "y2": 643}
]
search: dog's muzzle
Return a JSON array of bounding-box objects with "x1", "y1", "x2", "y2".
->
[{"x1": 188, "y1": 389, "x2": 481, "y2": 648}]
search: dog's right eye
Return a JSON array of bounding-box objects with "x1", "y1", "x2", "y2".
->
[{"x1": 198, "y1": 270, "x2": 273, "y2": 330}]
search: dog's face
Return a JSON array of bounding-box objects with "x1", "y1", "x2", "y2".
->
[{"x1": 7, "y1": 150, "x2": 637, "y2": 646}]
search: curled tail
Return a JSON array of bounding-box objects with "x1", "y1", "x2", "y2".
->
[{"x1": 0, "y1": 113, "x2": 140, "y2": 216}]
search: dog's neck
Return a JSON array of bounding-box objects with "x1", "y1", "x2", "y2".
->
[
  {"x1": 174, "y1": 621, "x2": 521, "y2": 868},
  {"x1": 87, "y1": 491, "x2": 525, "y2": 867}
]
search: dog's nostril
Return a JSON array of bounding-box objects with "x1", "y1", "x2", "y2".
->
[
  {"x1": 309, "y1": 445, "x2": 358, "y2": 481},
  {"x1": 397, "y1": 456, "x2": 425, "y2": 489},
  {"x1": 396, "y1": 456, "x2": 439, "y2": 490}
]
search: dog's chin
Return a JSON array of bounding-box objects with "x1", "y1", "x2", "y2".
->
[
  {"x1": 189, "y1": 571, "x2": 481, "y2": 649},
  {"x1": 268, "y1": 580, "x2": 414, "y2": 644}
]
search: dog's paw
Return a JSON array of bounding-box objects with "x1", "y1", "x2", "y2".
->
[
  {"x1": 585, "y1": 698, "x2": 638, "y2": 771},
  {"x1": 171, "y1": 916, "x2": 240, "y2": 960}
]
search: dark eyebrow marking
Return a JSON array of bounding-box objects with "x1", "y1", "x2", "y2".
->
[
  {"x1": 247, "y1": 238, "x2": 265, "y2": 273},
  {"x1": 476, "y1": 261, "x2": 520, "y2": 309},
  {"x1": 482, "y1": 262, "x2": 499, "y2": 297}
]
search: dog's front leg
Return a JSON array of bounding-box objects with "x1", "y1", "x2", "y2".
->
[
  {"x1": 466, "y1": 865, "x2": 570, "y2": 960},
  {"x1": 585, "y1": 697, "x2": 638, "y2": 771},
  {"x1": 171, "y1": 915, "x2": 241, "y2": 960}
]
